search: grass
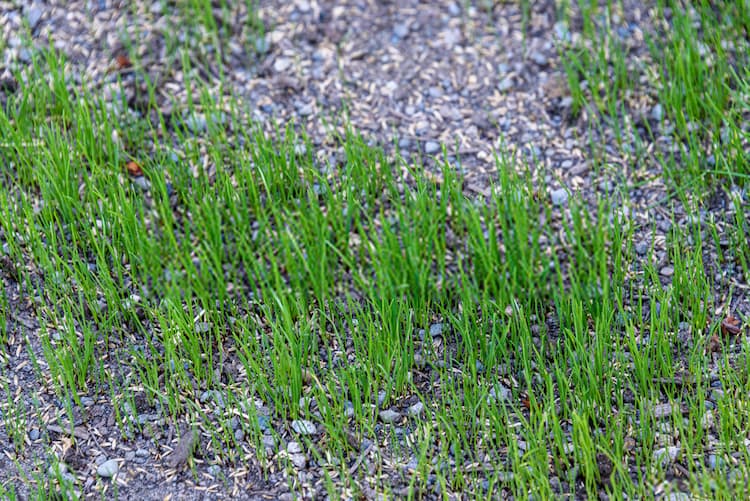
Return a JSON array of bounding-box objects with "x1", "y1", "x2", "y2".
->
[{"x1": 0, "y1": 0, "x2": 750, "y2": 499}]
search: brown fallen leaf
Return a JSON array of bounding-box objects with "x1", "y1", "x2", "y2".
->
[
  {"x1": 720, "y1": 315, "x2": 742, "y2": 336},
  {"x1": 125, "y1": 161, "x2": 143, "y2": 177},
  {"x1": 707, "y1": 334, "x2": 722, "y2": 354},
  {"x1": 115, "y1": 54, "x2": 132, "y2": 70},
  {"x1": 166, "y1": 427, "x2": 198, "y2": 469}
]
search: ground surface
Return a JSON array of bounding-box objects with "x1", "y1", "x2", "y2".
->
[{"x1": 1, "y1": 1, "x2": 750, "y2": 500}]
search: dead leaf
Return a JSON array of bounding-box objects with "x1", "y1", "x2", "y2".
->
[
  {"x1": 125, "y1": 161, "x2": 143, "y2": 177},
  {"x1": 720, "y1": 315, "x2": 742, "y2": 336},
  {"x1": 707, "y1": 334, "x2": 722, "y2": 353},
  {"x1": 166, "y1": 427, "x2": 198, "y2": 469},
  {"x1": 115, "y1": 54, "x2": 132, "y2": 70}
]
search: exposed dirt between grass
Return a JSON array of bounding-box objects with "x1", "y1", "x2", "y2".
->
[{"x1": 1, "y1": 0, "x2": 749, "y2": 500}]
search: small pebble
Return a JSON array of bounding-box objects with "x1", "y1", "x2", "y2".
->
[
  {"x1": 97, "y1": 459, "x2": 119, "y2": 478},
  {"x1": 653, "y1": 446, "x2": 680, "y2": 466},
  {"x1": 379, "y1": 409, "x2": 401, "y2": 423},
  {"x1": 425, "y1": 141, "x2": 440, "y2": 154},
  {"x1": 651, "y1": 104, "x2": 663, "y2": 121},
  {"x1": 26, "y1": 4, "x2": 43, "y2": 30},
  {"x1": 290, "y1": 453, "x2": 307, "y2": 469},
  {"x1": 550, "y1": 188, "x2": 568, "y2": 206},
  {"x1": 291, "y1": 419, "x2": 316, "y2": 435},
  {"x1": 497, "y1": 77, "x2": 513, "y2": 92},
  {"x1": 635, "y1": 241, "x2": 649, "y2": 256},
  {"x1": 407, "y1": 402, "x2": 425, "y2": 417},
  {"x1": 273, "y1": 58, "x2": 292, "y2": 72},
  {"x1": 529, "y1": 50, "x2": 548, "y2": 66},
  {"x1": 488, "y1": 384, "x2": 512, "y2": 402},
  {"x1": 660, "y1": 266, "x2": 674, "y2": 277},
  {"x1": 393, "y1": 23, "x2": 410, "y2": 39}
]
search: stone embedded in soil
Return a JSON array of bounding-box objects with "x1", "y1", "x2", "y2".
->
[
  {"x1": 651, "y1": 104, "x2": 664, "y2": 121},
  {"x1": 635, "y1": 241, "x2": 649, "y2": 256},
  {"x1": 379, "y1": 409, "x2": 401, "y2": 423},
  {"x1": 291, "y1": 419, "x2": 316, "y2": 435},
  {"x1": 97, "y1": 459, "x2": 119, "y2": 478},
  {"x1": 497, "y1": 76, "x2": 513, "y2": 92},
  {"x1": 488, "y1": 383, "x2": 512, "y2": 402},
  {"x1": 343, "y1": 401, "x2": 355, "y2": 418},
  {"x1": 429, "y1": 323, "x2": 444, "y2": 337},
  {"x1": 660, "y1": 266, "x2": 674, "y2": 277},
  {"x1": 290, "y1": 453, "x2": 307, "y2": 469},
  {"x1": 407, "y1": 402, "x2": 425, "y2": 417},
  {"x1": 653, "y1": 403, "x2": 674, "y2": 419},
  {"x1": 529, "y1": 50, "x2": 548, "y2": 66},
  {"x1": 393, "y1": 23, "x2": 410, "y2": 39},
  {"x1": 550, "y1": 188, "x2": 569, "y2": 206},
  {"x1": 653, "y1": 446, "x2": 680, "y2": 466},
  {"x1": 185, "y1": 113, "x2": 207, "y2": 133},
  {"x1": 273, "y1": 57, "x2": 292, "y2": 72},
  {"x1": 425, "y1": 141, "x2": 440, "y2": 154},
  {"x1": 26, "y1": 4, "x2": 44, "y2": 30}
]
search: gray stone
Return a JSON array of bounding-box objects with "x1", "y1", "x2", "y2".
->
[
  {"x1": 488, "y1": 384, "x2": 512, "y2": 402},
  {"x1": 273, "y1": 58, "x2": 292, "y2": 73},
  {"x1": 26, "y1": 4, "x2": 43, "y2": 30},
  {"x1": 29, "y1": 429, "x2": 40, "y2": 441},
  {"x1": 428, "y1": 86, "x2": 443, "y2": 98},
  {"x1": 429, "y1": 323, "x2": 444, "y2": 336},
  {"x1": 290, "y1": 453, "x2": 307, "y2": 468},
  {"x1": 393, "y1": 23, "x2": 410, "y2": 39},
  {"x1": 377, "y1": 390, "x2": 387, "y2": 406},
  {"x1": 97, "y1": 459, "x2": 119, "y2": 478},
  {"x1": 653, "y1": 446, "x2": 680, "y2": 466},
  {"x1": 407, "y1": 402, "x2": 425, "y2": 417},
  {"x1": 529, "y1": 50, "x2": 548, "y2": 66},
  {"x1": 425, "y1": 141, "x2": 440, "y2": 154},
  {"x1": 132, "y1": 175, "x2": 151, "y2": 192},
  {"x1": 553, "y1": 21, "x2": 570, "y2": 41},
  {"x1": 651, "y1": 104, "x2": 663, "y2": 121},
  {"x1": 291, "y1": 419, "x2": 316, "y2": 435},
  {"x1": 343, "y1": 401, "x2": 355, "y2": 418},
  {"x1": 257, "y1": 414, "x2": 271, "y2": 431},
  {"x1": 185, "y1": 113, "x2": 207, "y2": 133},
  {"x1": 660, "y1": 266, "x2": 674, "y2": 277},
  {"x1": 550, "y1": 188, "x2": 568, "y2": 206},
  {"x1": 379, "y1": 409, "x2": 401, "y2": 423},
  {"x1": 663, "y1": 493, "x2": 691, "y2": 501},
  {"x1": 287, "y1": 441, "x2": 302, "y2": 454},
  {"x1": 635, "y1": 241, "x2": 649, "y2": 256},
  {"x1": 255, "y1": 36, "x2": 270, "y2": 54},
  {"x1": 497, "y1": 77, "x2": 513, "y2": 92}
]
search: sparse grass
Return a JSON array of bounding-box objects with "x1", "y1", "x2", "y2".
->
[{"x1": 1, "y1": 0, "x2": 750, "y2": 499}]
